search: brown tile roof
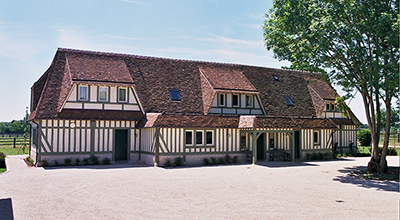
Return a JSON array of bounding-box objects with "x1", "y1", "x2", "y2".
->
[
  {"x1": 29, "y1": 48, "x2": 360, "y2": 127},
  {"x1": 57, "y1": 109, "x2": 143, "y2": 121},
  {"x1": 199, "y1": 66, "x2": 257, "y2": 92},
  {"x1": 254, "y1": 116, "x2": 299, "y2": 129},
  {"x1": 292, "y1": 117, "x2": 338, "y2": 129},
  {"x1": 239, "y1": 66, "x2": 316, "y2": 117},
  {"x1": 137, "y1": 114, "x2": 240, "y2": 128},
  {"x1": 66, "y1": 52, "x2": 134, "y2": 84}
]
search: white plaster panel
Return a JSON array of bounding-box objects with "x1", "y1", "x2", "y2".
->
[
  {"x1": 251, "y1": 109, "x2": 263, "y2": 115},
  {"x1": 110, "y1": 87, "x2": 117, "y2": 103},
  {"x1": 211, "y1": 95, "x2": 218, "y2": 107},
  {"x1": 90, "y1": 86, "x2": 97, "y2": 102},
  {"x1": 237, "y1": 109, "x2": 250, "y2": 115},
  {"x1": 104, "y1": 104, "x2": 122, "y2": 110},
  {"x1": 84, "y1": 103, "x2": 102, "y2": 109},
  {"x1": 223, "y1": 108, "x2": 236, "y2": 114},
  {"x1": 208, "y1": 108, "x2": 221, "y2": 114},
  {"x1": 129, "y1": 88, "x2": 137, "y2": 104},
  {"x1": 124, "y1": 105, "x2": 140, "y2": 111},
  {"x1": 68, "y1": 86, "x2": 77, "y2": 101}
]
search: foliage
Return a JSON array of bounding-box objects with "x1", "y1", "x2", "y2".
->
[
  {"x1": 163, "y1": 159, "x2": 172, "y2": 167},
  {"x1": 202, "y1": 158, "x2": 210, "y2": 166},
  {"x1": 102, "y1": 157, "x2": 111, "y2": 165},
  {"x1": 75, "y1": 158, "x2": 80, "y2": 166},
  {"x1": 232, "y1": 156, "x2": 239, "y2": 163},
  {"x1": 64, "y1": 158, "x2": 72, "y2": 166},
  {"x1": 378, "y1": 107, "x2": 400, "y2": 130},
  {"x1": 217, "y1": 157, "x2": 225, "y2": 164},
  {"x1": 357, "y1": 129, "x2": 372, "y2": 146},
  {"x1": 25, "y1": 156, "x2": 34, "y2": 166},
  {"x1": 82, "y1": 158, "x2": 90, "y2": 165},
  {"x1": 210, "y1": 157, "x2": 217, "y2": 165},
  {"x1": 0, "y1": 152, "x2": 5, "y2": 168},
  {"x1": 89, "y1": 155, "x2": 99, "y2": 165},
  {"x1": 41, "y1": 160, "x2": 48, "y2": 167},
  {"x1": 264, "y1": 0, "x2": 399, "y2": 173},
  {"x1": 386, "y1": 147, "x2": 398, "y2": 156},
  {"x1": 173, "y1": 157, "x2": 183, "y2": 166},
  {"x1": 224, "y1": 154, "x2": 232, "y2": 164},
  {"x1": 306, "y1": 152, "x2": 331, "y2": 160}
]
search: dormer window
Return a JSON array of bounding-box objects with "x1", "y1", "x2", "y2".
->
[
  {"x1": 169, "y1": 89, "x2": 181, "y2": 101},
  {"x1": 118, "y1": 88, "x2": 127, "y2": 102},
  {"x1": 219, "y1": 93, "x2": 225, "y2": 106},
  {"x1": 283, "y1": 95, "x2": 294, "y2": 106},
  {"x1": 246, "y1": 95, "x2": 253, "y2": 107},
  {"x1": 79, "y1": 85, "x2": 88, "y2": 100},
  {"x1": 232, "y1": 94, "x2": 239, "y2": 107},
  {"x1": 273, "y1": 75, "x2": 280, "y2": 82},
  {"x1": 99, "y1": 87, "x2": 108, "y2": 101}
]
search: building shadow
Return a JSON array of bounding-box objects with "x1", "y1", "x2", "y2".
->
[
  {"x1": 255, "y1": 161, "x2": 319, "y2": 168},
  {"x1": 43, "y1": 163, "x2": 151, "y2": 170},
  {"x1": 333, "y1": 166, "x2": 399, "y2": 192},
  {"x1": 0, "y1": 198, "x2": 14, "y2": 220}
]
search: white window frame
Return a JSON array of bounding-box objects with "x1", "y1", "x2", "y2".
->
[
  {"x1": 232, "y1": 94, "x2": 239, "y2": 107},
  {"x1": 206, "y1": 130, "x2": 214, "y2": 146},
  {"x1": 78, "y1": 85, "x2": 88, "y2": 101},
  {"x1": 118, "y1": 87, "x2": 127, "y2": 102},
  {"x1": 185, "y1": 130, "x2": 194, "y2": 146},
  {"x1": 195, "y1": 130, "x2": 204, "y2": 146},
  {"x1": 246, "y1": 95, "x2": 253, "y2": 108},
  {"x1": 313, "y1": 130, "x2": 320, "y2": 145},
  {"x1": 99, "y1": 86, "x2": 108, "y2": 102},
  {"x1": 218, "y1": 93, "x2": 225, "y2": 107}
]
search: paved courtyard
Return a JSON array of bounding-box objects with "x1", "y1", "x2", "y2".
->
[{"x1": 0, "y1": 155, "x2": 399, "y2": 219}]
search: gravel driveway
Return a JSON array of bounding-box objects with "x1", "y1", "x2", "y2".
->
[{"x1": 1, "y1": 155, "x2": 399, "y2": 220}]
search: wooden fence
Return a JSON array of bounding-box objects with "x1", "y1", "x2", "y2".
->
[{"x1": 0, "y1": 135, "x2": 30, "y2": 148}]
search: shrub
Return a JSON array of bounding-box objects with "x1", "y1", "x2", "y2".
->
[
  {"x1": 210, "y1": 157, "x2": 217, "y2": 164},
  {"x1": 217, "y1": 157, "x2": 225, "y2": 164},
  {"x1": 89, "y1": 155, "x2": 99, "y2": 165},
  {"x1": 163, "y1": 159, "x2": 172, "y2": 167},
  {"x1": 25, "y1": 156, "x2": 34, "y2": 166},
  {"x1": 357, "y1": 129, "x2": 372, "y2": 146},
  {"x1": 384, "y1": 147, "x2": 398, "y2": 156},
  {"x1": 203, "y1": 158, "x2": 210, "y2": 166},
  {"x1": 224, "y1": 154, "x2": 232, "y2": 164},
  {"x1": 54, "y1": 160, "x2": 59, "y2": 166},
  {"x1": 64, "y1": 158, "x2": 72, "y2": 166},
  {"x1": 232, "y1": 156, "x2": 239, "y2": 163},
  {"x1": 75, "y1": 158, "x2": 80, "y2": 166},
  {"x1": 0, "y1": 152, "x2": 6, "y2": 168},
  {"x1": 102, "y1": 157, "x2": 111, "y2": 165},
  {"x1": 82, "y1": 157, "x2": 90, "y2": 165},
  {"x1": 41, "y1": 160, "x2": 49, "y2": 167},
  {"x1": 174, "y1": 157, "x2": 183, "y2": 166}
]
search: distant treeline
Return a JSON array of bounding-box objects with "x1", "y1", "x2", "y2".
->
[{"x1": 0, "y1": 110, "x2": 30, "y2": 135}]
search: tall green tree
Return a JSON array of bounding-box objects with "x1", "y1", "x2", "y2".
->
[{"x1": 263, "y1": 0, "x2": 399, "y2": 173}]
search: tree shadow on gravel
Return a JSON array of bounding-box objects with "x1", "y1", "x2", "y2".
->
[{"x1": 333, "y1": 166, "x2": 399, "y2": 192}]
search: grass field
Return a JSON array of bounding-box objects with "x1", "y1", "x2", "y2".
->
[
  {"x1": 0, "y1": 135, "x2": 30, "y2": 155},
  {"x1": 379, "y1": 133, "x2": 400, "y2": 147},
  {"x1": 0, "y1": 147, "x2": 29, "y2": 155},
  {"x1": 0, "y1": 168, "x2": 5, "y2": 173},
  {"x1": 358, "y1": 146, "x2": 400, "y2": 156}
]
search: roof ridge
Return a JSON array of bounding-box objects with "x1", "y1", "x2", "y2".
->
[{"x1": 57, "y1": 47, "x2": 241, "y2": 67}]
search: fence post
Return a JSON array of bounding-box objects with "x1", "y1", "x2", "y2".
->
[{"x1": 13, "y1": 138, "x2": 16, "y2": 148}]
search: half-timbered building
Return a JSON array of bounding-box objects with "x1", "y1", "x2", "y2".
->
[{"x1": 28, "y1": 48, "x2": 360, "y2": 166}]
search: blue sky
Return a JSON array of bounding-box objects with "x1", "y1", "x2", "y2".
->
[{"x1": 0, "y1": 0, "x2": 367, "y2": 123}]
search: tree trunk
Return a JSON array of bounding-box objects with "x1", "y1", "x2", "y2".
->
[{"x1": 378, "y1": 98, "x2": 392, "y2": 173}]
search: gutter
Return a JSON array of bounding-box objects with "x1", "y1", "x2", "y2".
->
[{"x1": 30, "y1": 120, "x2": 39, "y2": 166}]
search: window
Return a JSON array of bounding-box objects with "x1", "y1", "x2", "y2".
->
[
  {"x1": 185, "y1": 131, "x2": 193, "y2": 146},
  {"x1": 283, "y1": 95, "x2": 294, "y2": 106},
  {"x1": 196, "y1": 131, "x2": 203, "y2": 145},
  {"x1": 313, "y1": 131, "x2": 320, "y2": 144},
  {"x1": 118, "y1": 88, "x2": 127, "y2": 102},
  {"x1": 169, "y1": 89, "x2": 181, "y2": 101},
  {"x1": 32, "y1": 128, "x2": 37, "y2": 146},
  {"x1": 240, "y1": 134, "x2": 247, "y2": 149},
  {"x1": 219, "y1": 93, "x2": 225, "y2": 106},
  {"x1": 206, "y1": 131, "x2": 214, "y2": 145},
  {"x1": 273, "y1": 75, "x2": 280, "y2": 82},
  {"x1": 331, "y1": 103, "x2": 335, "y2": 111},
  {"x1": 246, "y1": 95, "x2": 253, "y2": 108},
  {"x1": 326, "y1": 103, "x2": 330, "y2": 111},
  {"x1": 99, "y1": 87, "x2": 108, "y2": 101},
  {"x1": 79, "y1": 85, "x2": 88, "y2": 100},
  {"x1": 232, "y1": 94, "x2": 239, "y2": 107}
]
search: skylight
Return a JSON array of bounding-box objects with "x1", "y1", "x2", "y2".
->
[
  {"x1": 169, "y1": 89, "x2": 181, "y2": 101},
  {"x1": 273, "y1": 75, "x2": 280, "y2": 82},
  {"x1": 283, "y1": 95, "x2": 294, "y2": 106}
]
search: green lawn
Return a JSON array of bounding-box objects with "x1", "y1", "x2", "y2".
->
[
  {"x1": 0, "y1": 168, "x2": 5, "y2": 173},
  {"x1": 357, "y1": 146, "x2": 400, "y2": 156},
  {"x1": 379, "y1": 133, "x2": 400, "y2": 147},
  {"x1": 0, "y1": 147, "x2": 29, "y2": 155}
]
